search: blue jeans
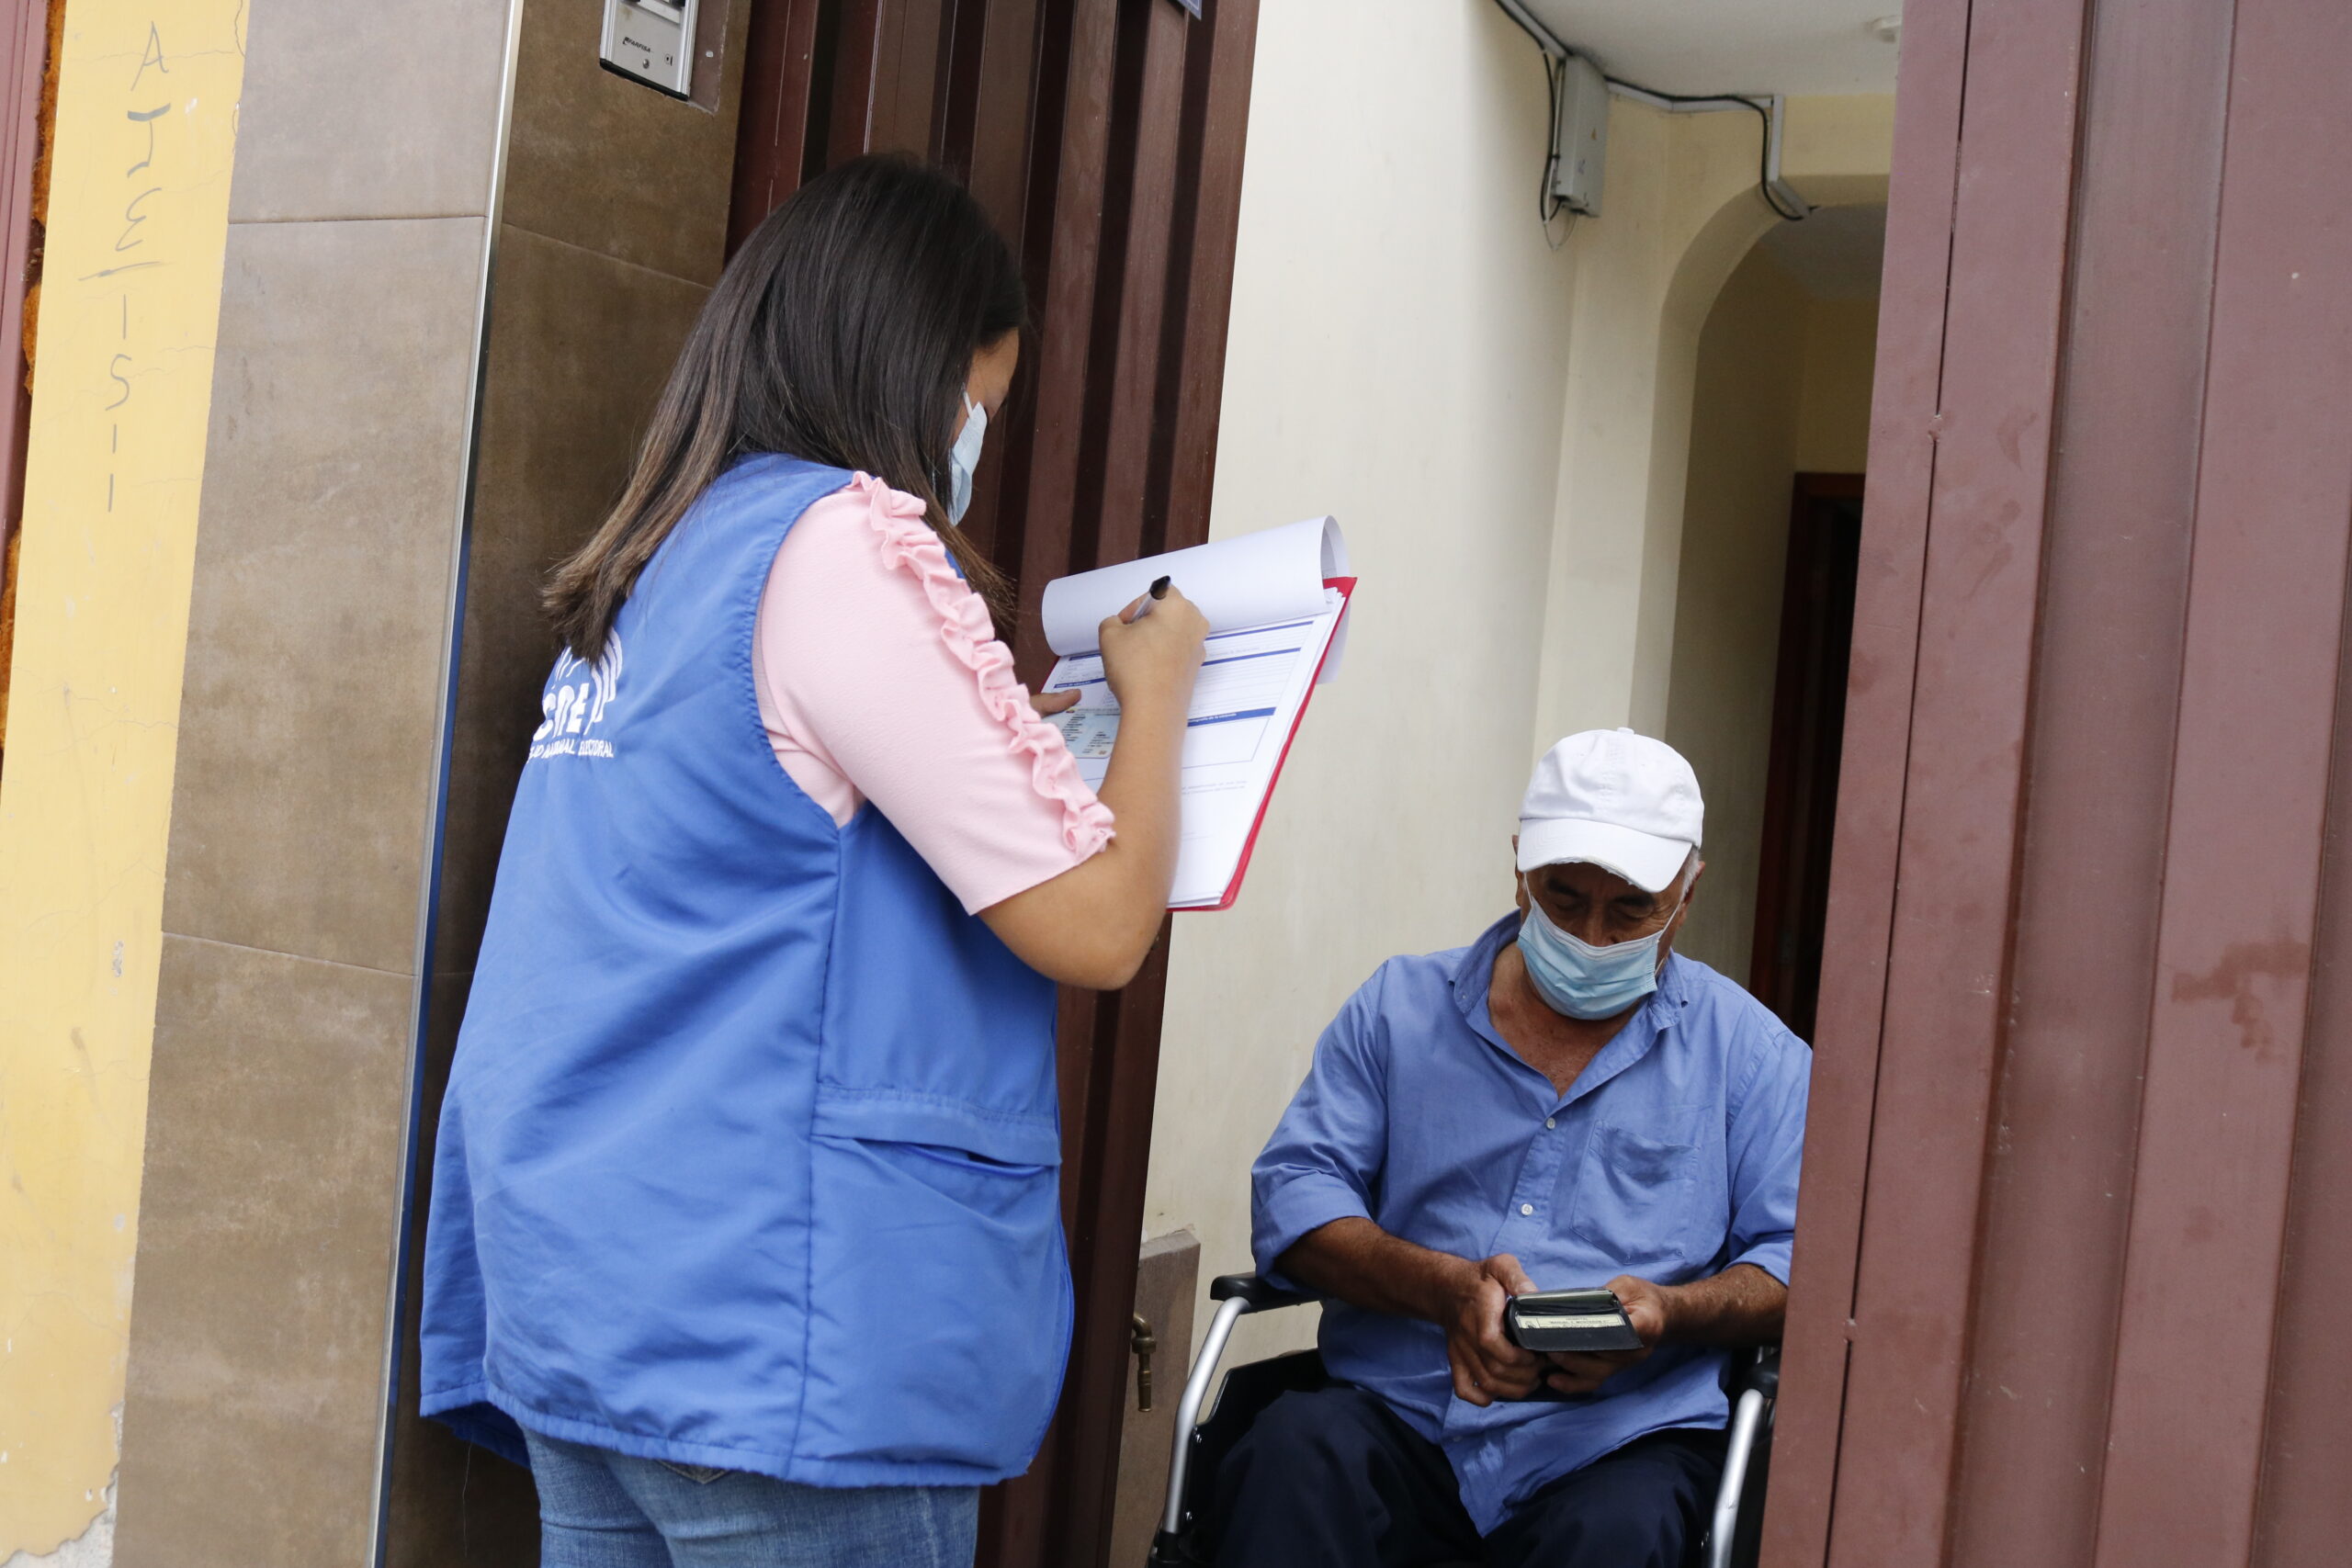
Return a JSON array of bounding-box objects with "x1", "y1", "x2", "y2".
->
[{"x1": 522, "y1": 1428, "x2": 978, "y2": 1568}]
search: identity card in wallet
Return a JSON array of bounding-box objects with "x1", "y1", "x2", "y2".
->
[{"x1": 1037, "y1": 515, "x2": 1353, "y2": 911}]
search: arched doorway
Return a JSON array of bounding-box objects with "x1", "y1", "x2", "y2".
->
[{"x1": 1663, "y1": 206, "x2": 1885, "y2": 1040}]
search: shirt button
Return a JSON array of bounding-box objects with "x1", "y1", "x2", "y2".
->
[
  {"x1": 1544, "y1": 1117, "x2": 1556, "y2": 1129},
  {"x1": 1520, "y1": 1202, "x2": 1535, "y2": 1216}
]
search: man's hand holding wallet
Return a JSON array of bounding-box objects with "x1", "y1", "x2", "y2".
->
[
  {"x1": 1442, "y1": 1254, "x2": 1667, "y2": 1406},
  {"x1": 1511, "y1": 1276, "x2": 1668, "y2": 1397}
]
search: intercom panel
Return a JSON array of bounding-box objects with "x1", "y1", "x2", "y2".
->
[{"x1": 600, "y1": 0, "x2": 699, "y2": 100}]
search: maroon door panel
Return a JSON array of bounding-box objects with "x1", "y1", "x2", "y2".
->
[{"x1": 1769, "y1": 1, "x2": 2352, "y2": 1563}]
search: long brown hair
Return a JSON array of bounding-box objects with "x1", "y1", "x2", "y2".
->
[{"x1": 547, "y1": 154, "x2": 1026, "y2": 663}]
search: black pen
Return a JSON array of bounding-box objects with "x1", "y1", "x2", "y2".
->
[{"x1": 1128, "y1": 575, "x2": 1172, "y2": 621}]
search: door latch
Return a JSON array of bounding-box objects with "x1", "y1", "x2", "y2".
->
[{"x1": 1131, "y1": 1313, "x2": 1158, "y2": 1411}]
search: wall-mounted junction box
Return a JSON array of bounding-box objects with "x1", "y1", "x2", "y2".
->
[
  {"x1": 601, "y1": 0, "x2": 701, "y2": 100},
  {"x1": 1550, "y1": 51, "x2": 1609, "y2": 217}
]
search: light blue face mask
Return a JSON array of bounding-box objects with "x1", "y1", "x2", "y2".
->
[
  {"x1": 945, "y1": 395, "x2": 988, "y2": 524},
  {"x1": 1516, "y1": 873, "x2": 1692, "y2": 1021}
]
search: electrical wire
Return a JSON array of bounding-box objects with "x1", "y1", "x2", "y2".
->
[
  {"x1": 1537, "y1": 51, "x2": 1579, "y2": 248},
  {"x1": 1600, "y1": 73, "x2": 1811, "y2": 222},
  {"x1": 1540, "y1": 50, "x2": 1564, "y2": 222},
  {"x1": 1501, "y1": 0, "x2": 1577, "y2": 243},
  {"x1": 1493, "y1": 2, "x2": 1802, "y2": 235}
]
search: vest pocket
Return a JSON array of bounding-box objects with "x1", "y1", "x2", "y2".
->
[
  {"x1": 811, "y1": 1084, "x2": 1063, "y2": 1168},
  {"x1": 798, "y1": 1096, "x2": 1070, "y2": 1474}
]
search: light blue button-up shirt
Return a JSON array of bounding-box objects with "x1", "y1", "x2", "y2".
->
[{"x1": 1251, "y1": 914, "x2": 1809, "y2": 1534}]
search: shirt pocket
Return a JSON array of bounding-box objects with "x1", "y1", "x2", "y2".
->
[{"x1": 1564, "y1": 1104, "x2": 1718, "y2": 1275}]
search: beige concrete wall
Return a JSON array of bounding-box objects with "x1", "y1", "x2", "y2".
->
[
  {"x1": 1146, "y1": 0, "x2": 1894, "y2": 1365},
  {"x1": 111, "y1": 2, "x2": 519, "y2": 1560}
]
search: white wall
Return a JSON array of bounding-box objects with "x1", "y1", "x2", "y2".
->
[
  {"x1": 1144, "y1": 0, "x2": 1896, "y2": 1361},
  {"x1": 1147, "y1": 0, "x2": 1573, "y2": 1364}
]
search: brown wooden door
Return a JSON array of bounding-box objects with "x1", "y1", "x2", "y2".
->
[
  {"x1": 1747, "y1": 473, "x2": 1861, "y2": 1043},
  {"x1": 1769, "y1": 0, "x2": 2352, "y2": 1563},
  {"x1": 727, "y1": 5, "x2": 1261, "y2": 1563}
]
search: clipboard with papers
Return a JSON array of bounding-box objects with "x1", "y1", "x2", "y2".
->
[{"x1": 1038, "y1": 516, "x2": 1352, "y2": 911}]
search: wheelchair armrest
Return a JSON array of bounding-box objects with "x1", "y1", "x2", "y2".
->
[
  {"x1": 1705, "y1": 1345, "x2": 1782, "y2": 1568},
  {"x1": 1209, "y1": 1273, "x2": 1318, "y2": 1313},
  {"x1": 1735, "y1": 1344, "x2": 1781, "y2": 1398},
  {"x1": 1160, "y1": 1276, "x2": 1320, "y2": 1540}
]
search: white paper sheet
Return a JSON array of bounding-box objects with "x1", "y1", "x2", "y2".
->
[
  {"x1": 1037, "y1": 516, "x2": 1351, "y2": 909},
  {"x1": 1037, "y1": 514, "x2": 1351, "y2": 681}
]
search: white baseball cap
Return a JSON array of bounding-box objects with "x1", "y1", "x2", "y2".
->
[{"x1": 1516, "y1": 728, "x2": 1703, "y2": 893}]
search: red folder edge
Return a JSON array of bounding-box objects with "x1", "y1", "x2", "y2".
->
[{"x1": 1175, "y1": 577, "x2": 1357, "y2": 913}]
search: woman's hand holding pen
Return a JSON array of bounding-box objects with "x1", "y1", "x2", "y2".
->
[
  {"x1": 1026, "y1": 580, "x2": 1198, "y2": 718},
  {"x1": 1098, "y1": 578, "x2": 1206, "y2": 714}
]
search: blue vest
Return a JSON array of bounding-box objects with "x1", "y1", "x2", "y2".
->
[{"x1": 420, "y1": 455, "x2": 1071, "y2": 1486}]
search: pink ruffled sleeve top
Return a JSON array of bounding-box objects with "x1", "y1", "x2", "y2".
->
[{"x1": 752, "y1": 473, "x2": 1114, "y2": 914}]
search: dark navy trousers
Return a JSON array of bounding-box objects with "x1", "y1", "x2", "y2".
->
[{"x1": 1210, "y1": 1385, "x2": 1725, "y2": 1568}]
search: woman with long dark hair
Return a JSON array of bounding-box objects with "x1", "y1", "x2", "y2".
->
[{"x1": 420, "y1": 154, "x2": 1206, "y2": 1566}]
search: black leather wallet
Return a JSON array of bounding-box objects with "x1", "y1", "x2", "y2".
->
[{"x1": 1504, "y1": 1289, "x2": 1643, "y2": 1354}]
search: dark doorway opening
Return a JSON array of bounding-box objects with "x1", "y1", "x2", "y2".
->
[{"x1": 1748, "y1": 472, "x2": 1863, "y2": 1042}]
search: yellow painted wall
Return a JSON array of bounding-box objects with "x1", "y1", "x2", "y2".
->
[
  {"x1": 1662, "y1": 247, "x2": 1811, "y2": 979},
  {"x1": 1797, "y1": 295, "x2": 1881, "y2": 472},
  {"x1": 1665, "y1": 250, "x2": 1880, "y2": 982},
  {"x1": 0, "y1": 3, "x2": 244, "y2": 1553},
  {"x1": 1781, "y1": 94, "x2": 1896, "y2": 201},
  {"x1": 1535, "y1": 93, "x2": 1892, "y2": 748}
]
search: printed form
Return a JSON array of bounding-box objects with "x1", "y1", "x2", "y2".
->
[{"x1": 1036, "y1": 516, "x2": 1351, "y2": 910}]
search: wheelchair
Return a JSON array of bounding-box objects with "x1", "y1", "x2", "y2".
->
[{"x1": 1148, "y1": 1275, "x2": 1780, "y2": 1568}]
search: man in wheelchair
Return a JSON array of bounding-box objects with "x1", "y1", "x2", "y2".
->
[{"x1": 1215, "y1": 731, "x2": 1809, "y2": 1568}]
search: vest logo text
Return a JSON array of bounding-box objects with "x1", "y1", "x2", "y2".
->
[{"x1": 532, "y1": 637, "x2": 624, "y2": 761}]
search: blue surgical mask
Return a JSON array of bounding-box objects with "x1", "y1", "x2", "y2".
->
[
  {"x1": 945, "y1": 396, "x2": 988, "y2": 524},
  {"x1": 1516, "y1": 875, "x2": 1691, "y2": 1021}
]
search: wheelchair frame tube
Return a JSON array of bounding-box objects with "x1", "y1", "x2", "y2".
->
[
  {"x1": 1707, "y1": 1384, "x2": 1770, "y2": 1568},
  {"x1": 1159, "y1": 1293, "x2": 1251, "y2": 1536}
]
